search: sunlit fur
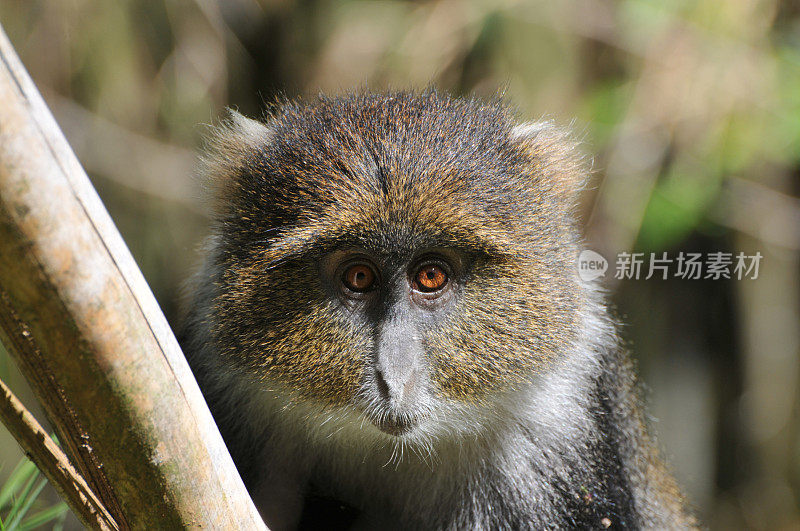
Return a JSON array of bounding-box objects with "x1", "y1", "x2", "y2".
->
[{"x1": 180, "y1": 91, "x2": 695, "y2": 529}]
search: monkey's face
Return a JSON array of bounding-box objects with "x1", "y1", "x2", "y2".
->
[
  {"x1": 318, "y1": 244, "x2": 466, "y2": 436},
  {"x1": 207, "y1": 93, "x2": 584, "y2": 440}
]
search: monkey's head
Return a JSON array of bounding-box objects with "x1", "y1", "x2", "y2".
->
[{"x1": 200, "y1": 92, "x2": 587, "y2": 443}]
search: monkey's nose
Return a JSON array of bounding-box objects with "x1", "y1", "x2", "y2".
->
[
  {"x1": 375, "y1": 368, "x2": 418, "y2": 404},
  {"x1": 374, "y1": 414, "x2": 415, "y2": 437}
]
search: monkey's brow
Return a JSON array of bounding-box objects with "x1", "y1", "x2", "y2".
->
[{"x1": 260, "y1": 222, "x2": 520, "y2": 268}]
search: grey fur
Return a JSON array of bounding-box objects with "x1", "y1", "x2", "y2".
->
[{"x1": 179, "y1": 92, "x2": 694, "y2": 530}]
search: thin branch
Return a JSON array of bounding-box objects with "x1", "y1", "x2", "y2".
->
[{"x1": 0, "y1": 377, "x2": 118, "y2": 530}]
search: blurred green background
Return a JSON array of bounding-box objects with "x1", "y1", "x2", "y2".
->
[{"x1": 1, "y1": 0, "x2": 799, "y2": 529}]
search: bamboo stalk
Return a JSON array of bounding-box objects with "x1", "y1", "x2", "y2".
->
[{"x1": 0, "y1": 24, "x2": 266, "y2": 530}]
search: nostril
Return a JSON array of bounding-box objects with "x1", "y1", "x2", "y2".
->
[
  {"x1": 375, "y1": 368, "x2": 417, "y2": 403},
  {"x1": 375, "y1": 369, "x2": 391, "y2": 400}
]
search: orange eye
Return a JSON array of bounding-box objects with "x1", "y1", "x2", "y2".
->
[
  {"x1": 414, "y1": 264, "x2": 448, "y2": 292},
  {"x1": 343, "y1": 264, "x2": 377, "y2": 292}
]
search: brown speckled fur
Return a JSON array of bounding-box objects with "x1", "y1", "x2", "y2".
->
[{"x1": 179, "y1": 91, "x2": 696, "y2": 529}]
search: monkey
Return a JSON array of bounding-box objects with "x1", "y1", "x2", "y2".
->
[{"x1": 178, "y1": 91, "x2": 695, "y2": 530}]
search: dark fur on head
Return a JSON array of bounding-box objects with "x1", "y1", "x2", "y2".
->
[{"x1": 180, "y1": 90, "x2": 694, "y2": 529}]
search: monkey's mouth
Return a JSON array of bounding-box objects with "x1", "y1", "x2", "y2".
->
[{"x1": 372, "y1": 415, "x2": 418, "y2": 437}]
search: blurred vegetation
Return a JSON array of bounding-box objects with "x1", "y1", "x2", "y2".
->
[
  {"x1": 0, "y1": 457, "x2": 67, "y2": 531},
  {"x1": 0, "y1": 0, "x2": 798, "y2": 529}
]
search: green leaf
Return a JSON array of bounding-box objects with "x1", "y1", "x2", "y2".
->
[
  {"x1": 3, "y1": 472, "x2": 40, "y2": 529},
  {"x1": 579, "y1": 81, "x2": 631, "y2": 146},
  {"x1": 0, "y1": 462, "x2": 37, "y2": 512},
  {"x1": 6, "y1": 478, "x2": 48, "y2": 531},
  {"x1": 635, "y1": 168, "x2": 722, "y2": 252},
  {"x1": 17, "y1": 503, "x2": 67, "y2": 531}
]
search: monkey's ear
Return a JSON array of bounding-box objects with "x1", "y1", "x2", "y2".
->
[
  {"x1": 199, "y1": 109, "x2": 273, "y2": 217},
  {"x1": 510, "y1": 121, "x2": 589, "y2": 202}
]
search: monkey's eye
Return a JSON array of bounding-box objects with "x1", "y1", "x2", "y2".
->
[
  {"x1": 412, "y1": 264, "x2": 448, "y2": 293},
  {"x1": 342, "y1": 263, "x2": 377, "y2": 293}
]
